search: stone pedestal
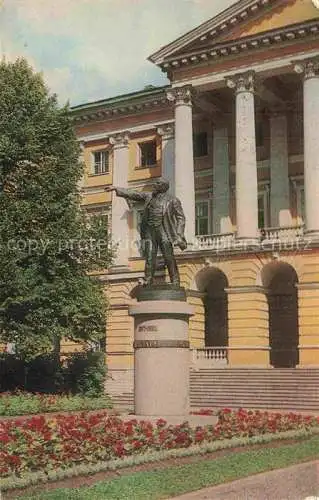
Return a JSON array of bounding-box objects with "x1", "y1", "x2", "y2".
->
[{"x1": 129, "y1": 285, "x2": 193, "y2": 416}]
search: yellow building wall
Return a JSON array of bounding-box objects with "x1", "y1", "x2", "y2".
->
[
  {"x1": 96, "y1": 246, "x2": 319, "y2": 374},
  {"x1": 105, "y1": 281, "x2": 135, "y2": 370},
  {"x1": 227, "y1": 289, "x2": 269, "y2": 366},
  {"x1": 187, "y1": 293, "x2": 205, "y2": 348},
  {"x1": 224, "y1": 0, "x2": 319, "y2": 42},
  {"x1": 82, "y1": 191, "x2": 112, "y2": 207},
  {"x1": 298, "y1": 252, "x2": 319, "y2": 366},
  {"x1": 83, "y1": 141, "x2": 113, "y2": 188}
]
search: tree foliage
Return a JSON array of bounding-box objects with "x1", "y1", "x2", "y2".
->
[{"x1": 0, "y1": 59, "x2": 113, "y2": 359}]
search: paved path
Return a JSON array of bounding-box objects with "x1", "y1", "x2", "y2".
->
[
  {"x1": 170, "y1": 460, "x2": 319, "y2": 500},
  {"x1": 123, "y1": 414, "x2": 218, "y2": 427}
]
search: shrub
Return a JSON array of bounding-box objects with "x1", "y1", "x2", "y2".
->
[
  {"x1": 0, "y1": 354, "x2": 25, "y2": 392},
  {"x1": 0, "y1": 350, "x2": 107, "y2": 397},
  {"x1": 65, "y1": 351, "x2": 106, "y2": 398}
]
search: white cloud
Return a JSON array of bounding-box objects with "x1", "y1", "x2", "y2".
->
[{"x1": 1, "y1": 0, "x2": 237, "y2": 104}]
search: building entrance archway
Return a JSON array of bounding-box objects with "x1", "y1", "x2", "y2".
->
[
  {"x1": 262, "y1": 262, "x2": 299, "y2": 368},
  {"x1": 196, "y1": 268, "x2": 229, "y2": 347}
]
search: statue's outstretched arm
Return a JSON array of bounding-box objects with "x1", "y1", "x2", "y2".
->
[{"x1": 105, "y1": 186, "x2": 149, "y2": 202}]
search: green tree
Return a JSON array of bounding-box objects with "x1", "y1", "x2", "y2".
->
[{"x1": 0, "y1": 59, "x2": 113, "y2": 360}]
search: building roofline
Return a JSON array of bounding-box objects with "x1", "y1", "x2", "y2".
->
[
  {"x1": 148, "y1": 0, "x2": 267, "y2": 64},
  {"x1": 159, "y1": 18, "x2": 319, "y2": 71},
  {"x1": 71, "y1": 84, "x2": 170, "y2": 113}
]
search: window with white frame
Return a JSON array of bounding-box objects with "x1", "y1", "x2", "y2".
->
[
  {"x1": 134, "y1": 207, "x2": 144, "y2": 232},
  {"x1": 92, "y1": 150, "x2": 109, "y2": 175},
  {"x1": 195, "y1": 200, "x2": 210, "y2": 236},
  {"x1": 258, "y1": 188, "x2": 270, "y2": 228},
  {"x1": 296, "y1": 185, "x2": 305, "y2": 224},
  {"x1": 85, "y1": 205, "x2": 111, "y2": 228},
  {"x1": 138, "y1": 140, "x2": 157, "y2": 167},
  {"x1": 131, "y1": 206, "x2": 144, "y2": 256}
]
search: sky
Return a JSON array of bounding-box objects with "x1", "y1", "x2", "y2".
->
[{"x1": 0, "y1": 0, "x2": 237, "y2": 106}]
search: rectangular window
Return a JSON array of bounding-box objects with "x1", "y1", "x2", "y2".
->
[
  {"x1": 195, "y1": 200, "x2": 209, "y2": 236},
  {"x1": 93, "y1": 150, "x2": 109, "y2": 175},
  {"x1": 258, "y1": 190, "x2": 269, "y2": 228},
  {"x1": 193, "y1": 132, "x2": 208, "y2": 158},
  {"x1": 85, "y1": 205, "x2": 110, "y2": 228},
  {"x1": 99, "y1": 211, "x2": 110, "y2": 228},
  {"x1": 297, "y1": 186, "x2": 305, "y2": 224},
  {"x1": 300, "y1": 188, "x2": 305, "y2": 222},
  {"x1": 256, "y1": 121, "x2": 264, "y2": 148},
  {"x1": 138, "y1": 141, "x2": 157, "y2": 167},
  {"x1": 134, "y1": 208, "x2": 144, "y2": 231},
  {"x1": 132, "y1": 207, "x2": 144, "y2": 257}
]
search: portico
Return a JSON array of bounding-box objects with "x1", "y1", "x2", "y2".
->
[
  {"x1": 155, "y1": 53, "x2": 319, "y2": 250},
  {"x1": 147, "y1": 0, "x2": 319, "y2": 250}
]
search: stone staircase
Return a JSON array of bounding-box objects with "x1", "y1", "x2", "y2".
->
[
  {"x1": 109, "y1": 368, "x2": 319, "y2": 413},
  {"x1": 190, "y1": 368, "x2": 319, "y2": 412}
]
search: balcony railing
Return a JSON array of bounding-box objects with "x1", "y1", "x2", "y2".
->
[
  {"x1": 260, "y1": 225, "x2": 304, "y2": 243},
  {"x1": 194, "y1": 225, "x2": 304, "y2": 251},
  {"x1": 194, "y1": 233, "x2": 235, "y2": 251},
  {"x1": 191, "y1": 347, "x2": 228, "y2": 367}
]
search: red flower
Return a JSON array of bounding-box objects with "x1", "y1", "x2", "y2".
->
[{"x1": 156, "y1": 418, "x2": 167, "y2": 428}]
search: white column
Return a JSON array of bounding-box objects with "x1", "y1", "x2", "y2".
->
[
  {"x1": 167, "y1": 86, "x2": 195, "y2": 243},
  {"x1": 295, "y1": 58, "x2": 319, "y2": 238},
  {"x1": 270, "y1": 112, "x2": 292, "y2": 227},
  {"x1": 157, "y1": 124, "x2": 175, "y2": 195},
  {"x1": 212, "y1": 126, "x2": 232, "y2": 234},
  {"x1": 109, "y1": 132, "x2": 130, "y2": 269},
  {"x1": 227, "y1": 72, "x2": 258, "y2": 240}
]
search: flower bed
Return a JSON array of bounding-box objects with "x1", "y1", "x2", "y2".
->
[
  {"x1": 1, "y1": 409, "x2": 318, "y2": 479},
  {"x1": 0, "y1": 391, "x2": 113, "y2": 417}
]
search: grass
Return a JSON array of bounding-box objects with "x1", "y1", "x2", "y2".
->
[
  {"x1": 0, "y1": 392, "x2": 113, "y2": 416},
  {"x1": 25, "y1": 434, "x2": 319, "y2": 500}
]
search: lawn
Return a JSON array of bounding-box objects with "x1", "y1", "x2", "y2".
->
[
  {"x1": 0, "y1": 391, "x2": 113, "y2": 417},
  {"x1": 24, "y1": 433, "x2": 319, "y2": 500}
]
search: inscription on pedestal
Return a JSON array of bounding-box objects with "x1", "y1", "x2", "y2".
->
[
  {"x1": 133, "y1": 340, "x2": 190, "y2": 349},
  {"x1": 137, "y1": 325, "x2": 158, "y2": 333}
]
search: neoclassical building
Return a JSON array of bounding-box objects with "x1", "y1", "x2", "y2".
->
[{"x1": 72, "y1": 0, "x2": 319, "y2": 409}]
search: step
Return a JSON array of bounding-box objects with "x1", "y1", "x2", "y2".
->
[
  {"x1": 190, "y1": 401, "x2": 319, "y2": 408},
  {"x1": 190, "y1": 376, "x2": 319, "y2": 378}
]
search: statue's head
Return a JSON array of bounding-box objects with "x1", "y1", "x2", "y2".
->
[{"x1": 153, "y1": 178, "x2": 170, "y2": 193}]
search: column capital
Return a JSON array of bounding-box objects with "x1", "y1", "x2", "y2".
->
[
  {"x1": 109, "y1": 131, "x2": 130, "y2": 149},
  {"x1": 294, "y1": 57, "x2": 319, "y2": 80},
  {"x1": 226, "y1": 71, "x2": 256, "y2": 94},
  {"x1": 166, "y1": 85, "x2": 194, "y2": 106},
  {"x1": 157, "y1": 123, "x2": 175, "y2": 139}
]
